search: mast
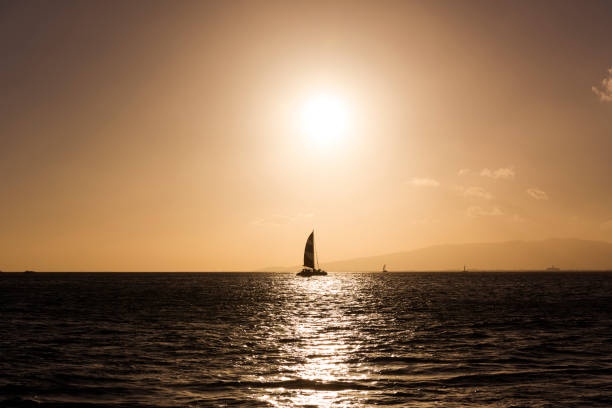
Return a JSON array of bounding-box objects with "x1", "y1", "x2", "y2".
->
[{"x1": 314, "y1": 230, "x2": 320, "y2": 270}]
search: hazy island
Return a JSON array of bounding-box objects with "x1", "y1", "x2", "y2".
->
[{"x1": 262, "y1": 238, "x2": 612, "y2": 272}]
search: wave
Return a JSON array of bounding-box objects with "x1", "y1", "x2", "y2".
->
[
  {"x1": 3, "y1": 272, "x2": 612, "y2": 407},
  {"x1": 200, "y1": 378, "x2": 376, "y2": 391}
]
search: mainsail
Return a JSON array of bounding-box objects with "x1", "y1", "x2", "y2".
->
[{"x1": 303, "y1": 231, "x2": 315, "y2": 268}]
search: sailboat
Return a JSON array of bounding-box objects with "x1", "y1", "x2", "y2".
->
[
  {"x1": 382, "y1": 264, "x2": 388, "y2": 273},
  {"x1": 297, "y1": 230, "x2": 327, "y2": 277}
]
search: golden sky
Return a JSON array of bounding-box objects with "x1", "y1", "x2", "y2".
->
[{"x1": 1, "y1": 1, "x2": 612, "y2": 271}]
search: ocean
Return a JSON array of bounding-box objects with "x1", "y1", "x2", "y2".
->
[{"x1": 1, "y1": 272, "x2": 612, "y2": 407}]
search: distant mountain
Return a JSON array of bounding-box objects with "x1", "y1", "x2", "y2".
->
[{"x1": 263, "y1": 239, "x2": 612, "y2": 272}]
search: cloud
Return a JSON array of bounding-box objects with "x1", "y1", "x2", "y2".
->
[
  {"x1": 457, "y1": 186, "x2": 493, "y2": 200},
  {"x1": 480, "y1": 166, "x2": 515, "y2": 180},
  {"x1": 467, "y1": 206, "x2": 503, "y2": 217},
  {"x1": 526, "y1": 187, "x2": 549, "y2": 200},
  {"x1": 409, "y1": 177, "x2": 440, "y2": 187},
  {"x1": 251, "y1": 213, "x2": 314, "y2": 226},
  {"x1": 592, "y1": 67, "x2": 612, "y2": 102},
  {"x1": 457, "y1": 169, "x2": 471, "y2": 176},
  {"x1": 601, "y1": 219, "x2": 612, "y2": 230}
]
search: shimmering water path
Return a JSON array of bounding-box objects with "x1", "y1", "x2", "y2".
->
[{"x1": 2, "y1": 272, "x2": 612, "y2": 407}]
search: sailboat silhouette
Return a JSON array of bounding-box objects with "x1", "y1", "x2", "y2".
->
[{"x1": 297, "y1": 230, "x2": 327, "y2": 277}]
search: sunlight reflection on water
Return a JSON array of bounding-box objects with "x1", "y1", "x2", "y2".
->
[{"x1": 257, "y1": 275, "x2": 370, "y2": 407}]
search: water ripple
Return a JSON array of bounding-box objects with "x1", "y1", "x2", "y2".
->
[{"x1": 1, "y1": 272, "x2": 612, "y2": 407}]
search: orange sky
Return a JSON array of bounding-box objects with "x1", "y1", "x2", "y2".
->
[{"x1": 1, "y1": 1, "x2": 612, "y2": 271}]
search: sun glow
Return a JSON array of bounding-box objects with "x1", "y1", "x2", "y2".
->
[{"x1": 299, "y1": 92, "x2": 351, "y2": 146}]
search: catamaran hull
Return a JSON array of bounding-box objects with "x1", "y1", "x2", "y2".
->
[{"x1": 297, "y1": 269, "x2": 327, "y2": 277}]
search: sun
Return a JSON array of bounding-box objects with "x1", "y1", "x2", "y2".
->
[{"x1": 299, "y1": 92, "x2": 351, "y2": 146}]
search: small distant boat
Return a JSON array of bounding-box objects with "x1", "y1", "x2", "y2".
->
[
  {"x1": 23, "y1": 270, "x2": 36, "y2": 274},
  {"x1": 546, "y1": 265, "x2": 560, "y2": 271},
  {"x1": 382, "y1": 264, "x2": 388, "y2": 273},
  {"x1": 297, "y1": 230, "x2": 327, "y2": 277}
]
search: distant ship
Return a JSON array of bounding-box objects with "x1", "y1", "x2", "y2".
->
[
  {"x1": 382, "y1": 264, "x2": 388, "y2": 273},
  {"x1": 23, "y1": 270, "x2": 36, "y2": 273},
  {"x1": 297, "y1": 230, "x2": 327, "y2": 277},
  {"x1": 546, "y1": 265, "x2": 560, "y2": 271}
]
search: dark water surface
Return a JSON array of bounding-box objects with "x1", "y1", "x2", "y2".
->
[{"x1": 2, "y1": 272, "x2": 612, "y2": 407}]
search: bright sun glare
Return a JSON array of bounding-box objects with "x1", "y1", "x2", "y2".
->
[{"x1": 299, "y1": 93, "x2": 350, "y2": 146}]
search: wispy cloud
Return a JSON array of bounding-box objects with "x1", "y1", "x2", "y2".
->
[
  {"x1": 457, "y1": 169, "x2": 471, "y2": 176},
  {"x1": 592, "y1": 67, "x2": 612, "y2": 102},
  {"x1": 455, "y1": 186, "x2": 493, "y2": 200},
  {"x1": 480, "y1": 166, "x2": 515, "y2": 180},
  {"x1": 526, "y1": 187, "x2": 549, "y2": 200},
  {"x1": 600, "y1": 219, "x2": 612, "y2": 231},
  {"x1": 409, "y1": 177, "x2": 440, "y2": 187},
  {"x1": 467, "y1": 206, "x2": 503, "y2": 217},
  {"x1": 251, "y1": 213, "x2": 314, "y2": 226}
]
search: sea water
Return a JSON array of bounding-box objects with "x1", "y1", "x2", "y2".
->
[{"x1": 1, "y1": 272, "x2": 612, "y2": 407}]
